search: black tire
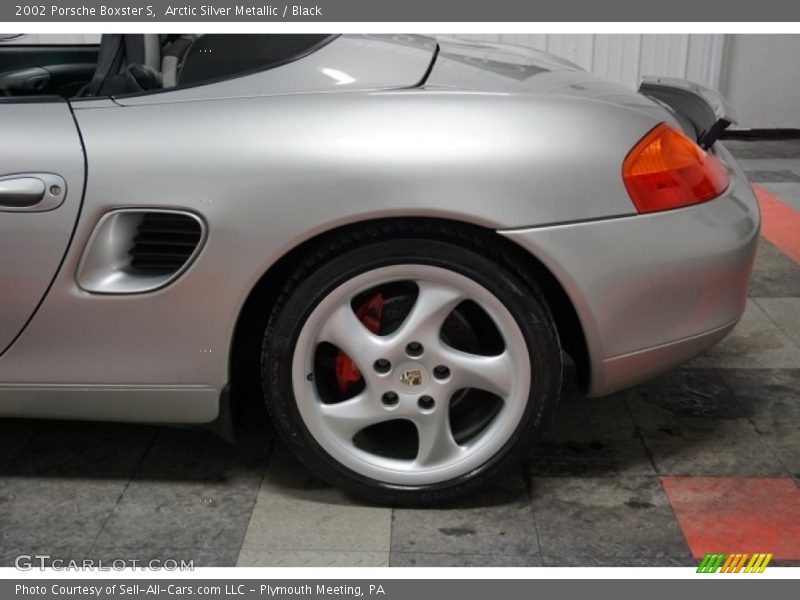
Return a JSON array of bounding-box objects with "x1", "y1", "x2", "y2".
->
[{"x1": 262, "y1": 221, "x2": 562, "y2": 505}]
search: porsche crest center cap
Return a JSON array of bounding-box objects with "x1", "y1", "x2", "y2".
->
[{"x1": 394, "y1": 362, "x2": 429, "y2": 392}]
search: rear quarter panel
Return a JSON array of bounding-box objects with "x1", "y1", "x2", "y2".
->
[{"x1": 0, "y1": 90, "x2": 659, "y2": 392}]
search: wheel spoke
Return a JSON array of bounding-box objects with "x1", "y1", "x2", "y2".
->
[
  {"x1": 415, "y1": 409, "x2": 462, "y2": 467},
  {"x1": 317, "y1": 303, "x2": 385, "y2": 369},
  {"x1": 443, "y1": 348, "x2": 515, "y2": 398},
  {"x1": 318, "y1": 394, "x2": 387, "y2": 440},
  {"x1": 393, "y1": 280, "x2": 464, "y2": 343}
]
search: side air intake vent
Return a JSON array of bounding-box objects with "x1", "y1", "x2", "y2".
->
[
  {"x1": 129, "y1": 212, "x2": 203, "y2": 276},
  {"x1": 77, "y1": 209, "x2": 206, "y2": 294}
]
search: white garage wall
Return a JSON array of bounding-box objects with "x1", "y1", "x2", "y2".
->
[
  {"x1": 442, "y1": 34, "x2": 727, "y2": 91},
  {"x1": 721, "y1": 35, "x2": 800, "y2": 129}
]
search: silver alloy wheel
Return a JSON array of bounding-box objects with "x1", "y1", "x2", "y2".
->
[{"x1": 291, "y1": 264, "x2": 531, "y2": 485}]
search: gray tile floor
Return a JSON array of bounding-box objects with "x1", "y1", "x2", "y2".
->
[{"x1": 1, "y1": 139, "x2": 799, "y2": 568}]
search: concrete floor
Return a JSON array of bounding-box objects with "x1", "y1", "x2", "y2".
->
[{"x1": 1, "y1": 139, "x2": 799, "y2": 568}]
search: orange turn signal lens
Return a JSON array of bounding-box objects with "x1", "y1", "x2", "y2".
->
[{"x1": 622, "y1": 123, "x2": 730, "y2": 214}]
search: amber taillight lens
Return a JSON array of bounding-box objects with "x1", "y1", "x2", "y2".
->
[{"x1": 622, "y1": 123, "x2": 730, "y2": 214}]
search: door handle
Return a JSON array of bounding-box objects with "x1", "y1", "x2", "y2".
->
[
  {"x1": 0, "y1": 177, "x2": 46, "y2": 207},
  {"x1": 0, "y1": 173, "x2": 66, "y2": 212}
]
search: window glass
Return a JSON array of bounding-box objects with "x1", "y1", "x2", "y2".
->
[
  {"x1": 0, "y1": 34, "x2": 99, "y2": 98},
  {"x1": 0, "y1": 34, "x2": 334, "y2": 100}
]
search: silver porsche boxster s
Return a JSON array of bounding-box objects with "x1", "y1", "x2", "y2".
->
[{"x1": 0, "y1": 34, "x2": 759, "y2": 503}]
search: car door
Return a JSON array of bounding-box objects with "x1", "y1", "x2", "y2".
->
[
  {"x1": 0, "y1": 35, "x2": 92, "y2": 354},
  {"x1": 0, "y1": 97, "x2": 86, "y2": 354}
]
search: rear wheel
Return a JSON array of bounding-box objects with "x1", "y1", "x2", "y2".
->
[{"x1": 262, "y1": 224, "x2": 562, "y2": 504}]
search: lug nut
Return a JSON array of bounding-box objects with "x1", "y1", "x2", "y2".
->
[
  {"x1": 406, "y1": 341, "x2": 424, "y2": 357},
  {"x1": 433, "y1": 365, "x2": 450, "y2": 380},
  {"x1": 382, "y1": 391, "x2": 399, "y2": 406},
  {"x1": 374, "y1": 358, "x2": 391, "y2": 374},
  {"x1": 418, "y1": 395, "x2": 435, "y2": 410}
]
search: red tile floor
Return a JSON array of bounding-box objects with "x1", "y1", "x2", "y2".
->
[{"x1": 662, "y1": 476, "x2": 800, "y2": 560}]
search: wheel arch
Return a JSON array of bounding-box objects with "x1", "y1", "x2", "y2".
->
[{"x1": 228, "y1": 217, "x2": 590, "y2": 408}]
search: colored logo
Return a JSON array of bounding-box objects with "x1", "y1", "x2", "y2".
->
[
  {"x1": 400, "y1": 369, "x2": 423, "y2": 387},
  {"x1": 697, "y1": 553, "x2": 773, "y2": 573}
]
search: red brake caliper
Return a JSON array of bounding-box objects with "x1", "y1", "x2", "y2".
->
[{"x1": 335, "y1": 293, "x2": 385, "y2": 393}]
